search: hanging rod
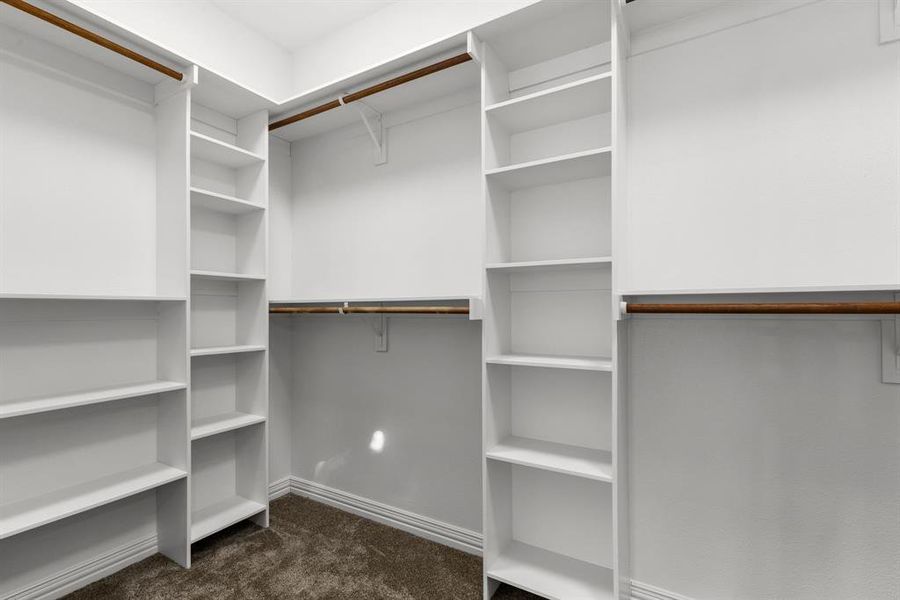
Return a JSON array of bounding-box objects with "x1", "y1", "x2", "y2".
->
[
  {"x1": 268, "y1": 52, "x2": 474, "y2": 131},
  {"x1": 624, "y1": 302, "x2": 900, "y2": 315},
  {"x1": 270, "y1": 305, "x2": 469, "y2": 315},
  {"x1": 2, "y1": 0, "x2": 183, "y2": 81}
]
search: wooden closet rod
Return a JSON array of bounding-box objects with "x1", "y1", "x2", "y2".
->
[
  {"x1": 2, "y1": 0, "x2": 183, "y2": 81},
  {"x1": 270, "y1": 306, "x2": 470, "y2": 315},
  {"x1": 625, "y1": 302, "x2": 900, "y2": 315},
  {"x1": 268, "y1": 52, "x2": 474, "y2": 131}
]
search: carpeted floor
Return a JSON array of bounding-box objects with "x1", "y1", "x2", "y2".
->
[{"x1": 64, "y1": 494, "x2": 541, "y2": 600}]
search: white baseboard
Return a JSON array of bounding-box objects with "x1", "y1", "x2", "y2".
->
[
  {"x1": 6, "y1": 535, "x2": 157, "y2": 600},
  {"x1": 272, "y1": 476, "x2": 482, "y2": 556},
  {"x1": 268, "y1": 475, "x2": 292, "y2": 500},
  {"x1": 631, "y1": 580, "x2": 698, "y2": 600}
]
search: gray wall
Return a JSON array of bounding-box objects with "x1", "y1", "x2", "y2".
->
[
  {"x1": 289, "y1": 315, "x2": 483, "y2": 533},
  {"x1": 628, "y1": 316, "x2": 900, "y2": 599}
]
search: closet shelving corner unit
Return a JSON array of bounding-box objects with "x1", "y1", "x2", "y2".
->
[
  {"x1": 0, "y1": 0, "x2": 195, "y2": 586},
  {"x1": 475, "y1": 0, "x2": 629, "y2": 598},
  {"x1": 188, "y1": 94, "x2": 271, "y2": 545}
]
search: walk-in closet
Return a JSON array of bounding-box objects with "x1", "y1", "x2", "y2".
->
[{"x1": 1, "y1": 1, "x2": 899, "y2": 599}]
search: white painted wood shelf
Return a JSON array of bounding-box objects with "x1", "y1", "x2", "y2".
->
[
  {"x1": 486, "y1": 541, "x2": 614, "y2": 600},
  {"x1": 486, "y1": 354, "x2": 613, "y2": 372},
  {"x1": 0, "y1": 381, "x2": 187, "y2": 419},
  {"x1": 0, "y1": 294, "x2": 185, "y2": 301},
  {"x1": 191, "y1": 412, "x2": 266, "y2": 441},
  {"x1": 485, "y1": 148, "x2": 612, "y2": 191},
  {"x1": 190, "y1": 270, "x2": 266, "y2": 282},
  {"x1": 486, "y1": 257, "x2": 612, "y2": 273},
  {"x1": 191, "y1": 496, "x2": 267, "y2": 543},
  {"x1": 0, "y1": 463, "x2": 187, "y2": 540},
  {"x1": 190, "y1": 131, "x2": 265, "y2": 168},
  {"x1": 190, "y1": 187, "x2": 264, "y2": 214},
  {"x1": 487, "y1": 436, "x2": 613, "y2": 482},
  {"x1": 190, "y1": 344, "x2": 266, "y2": 358},
  {"x1": 485, "y1": 73, "x2": 612, "y2": 133}
]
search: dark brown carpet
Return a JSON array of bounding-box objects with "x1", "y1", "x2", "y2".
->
[{"x1": 64, "y1": 495, "x2": 541, "y2": 600}]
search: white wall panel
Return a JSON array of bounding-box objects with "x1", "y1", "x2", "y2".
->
[
  {"x1": 625, "y1": 0, "x2": 900, "y2": 292},
  {"x1": 290, "y1": 102, "x2": 482, "y2": 301}
]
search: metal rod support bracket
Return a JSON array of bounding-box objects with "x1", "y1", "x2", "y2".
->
[{"x1": 351, "y1": 100, "x2": 387, "y2": 165}]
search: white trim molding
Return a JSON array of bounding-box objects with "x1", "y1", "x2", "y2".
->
[
  {"x1": 271, "y1": 476, "x2": 482, "y2": 556},
  {"x1": 268, "y1": 476, "x2": 292, "y2": 500},
  {"x1": 6, "y1": 536, "x2": 157, "y2": 600},
  {"x1": 631, "y1": 580, "x2": 699, "y2": 600}
]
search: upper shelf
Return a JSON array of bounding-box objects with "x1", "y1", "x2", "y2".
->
[
  {"x1": 486, "y1": 148, "x2": 612, "y2": 191},
  {"x1": 190, "y1": 187, "x2": 264, "y2": 215},
  {"x1": 474, "y1": 1, "x2": 611, "y2": 71},
  {"x1": 190, "y1": 132, "x2": 265, "y2": 168},
  {"x1": 485, "y1": 73, "x2": 612, "y2": 133},
  {"x1": 269, "y1": 47, "x2": 479, "y2": 143}
]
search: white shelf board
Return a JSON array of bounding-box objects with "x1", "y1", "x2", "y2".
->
[
  {"x1": 486, "y1": 257, "x2": 612, "y2": 273},
  {"x1": 0, "y1": 380, "x2": 186, "y2": 420},
  {"x1": 486, "y1": 354, "x2": 612, "y2": 372},
  {"x1": 190, "y1": 345, "x2": 266, "y2": 358},
  {"x1": 487, "y1": 541, "x2": 614, "y2": 600},
  {"x1": 486, "y1": 148, "x2": 612, "y2": 191},
  {"x1": 191, "y1": 412, "x2": 266, "y2": 441},
  {"x1": 0, "y1": 293, "x2": 184, "y2": 301},
  {"x1": 190, "y1": 187, "x2": 264, "y2": 215},
  {"x1": 191, "y1": 496, "x2": 266, "y2": 543},
  {"x1": 487, "y1": 436, "x2": 612, "y2": 482},
  {"x1": 485, "y1": 73, "x2": 612, "y2": 133},
  {"x1": 190, "y1": 131, "x2": 264, "y2": 168},
  {"x1": 190, "y1": 270, "x2": 265, "y2": 282},
  {"x1": 270, "y1": 295, "x2": 475, "y2": 304},
  {"x1": 0, "y1": 463, "x2": 186, "y2": 539}
]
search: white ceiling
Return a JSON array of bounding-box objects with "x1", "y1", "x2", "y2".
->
[{"x1": 212, "y1": 0, "x2": 392, "y2": 51}]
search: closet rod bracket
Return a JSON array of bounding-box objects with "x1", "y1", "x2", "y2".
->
[
  {"x1": 349, "y1": 99, "x2": 387, "y2": 165},
  {"x1": 882, "y1": 293, "x2": 900, "y2": 383}
]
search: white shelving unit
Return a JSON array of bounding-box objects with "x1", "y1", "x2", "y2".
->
[
  {"x1": 188, "y1": 102, "x2": 270, "y2": 545},
  {"x1": 0, "y1": 4, "x2": 194, "y2": 579},
  {"x1": 476, "y1": 1, "x2": 628, "y2": 598}
]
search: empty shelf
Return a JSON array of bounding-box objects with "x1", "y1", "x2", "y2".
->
[
  {"x1": 190, "y1": 187, "x2": 264, "y2": 214},
  {"x1": 486, "y1": 73, "x2": 613, "y2": 133},
  {"x1": 191, "y1": 411, "x2": 266, "y2": 440},
  {"x1": 487, "y1": 436, "x2": 612, "y2": 482},
  {"x1": 0, "y1": 463, "x2": 186, "y2": 539},
  {"x1": 0, "y1": 380, "x2": 187, "y2": 419},
  {"x1": 190, "y1": 345, "x2": 266, "y2": 357},
  {"x1": 190, "y1": 270, "x2": 265, "y2": 282},
  {"x1": 486, "y1": 354, "x2": 612, "y2": 372},
  {"x1": 486, "y1": 257, "x2": 612, "y2": 272},
  {"x1": 0, "y1": 293, "x2": 184, "y2": 301},
  {"x1": 191, "y1": 496, "x2": 266, "y2": 543},
  {"x1": 487, "y1": 541, "x2": 614, "y2": 600},
  {"x1": 190, "y1": 132, "x2": 264, "y2": 168},
  {"x1": 486, "y1": 148, "x2": 612, "y2": 190}
]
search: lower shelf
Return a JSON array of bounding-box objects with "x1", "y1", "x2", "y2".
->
[
  {"x1": 190, "y1": 344, "x2": 266, "y2": 357},
  {"x1": 486, "y1": 436, "x2": 613, "y2": 482},
  {"x1": 0, "y1": 463, "x2": 186, "y2": 540},
  {"x1": 191, "y1": 496, "x2": 266, "y2": 543},
  {"x1": 0, "y1": 380, "x2": 186, "y2": 419},
  {"x1": 486, "y1": 353, "x2": 612, "y2": 372},
  {"x1": 487, "y1": 541, "x2": 614, "y2": 600},
  {"x1": 191, "y1": 412, "x2": 266, "y2": 440}
]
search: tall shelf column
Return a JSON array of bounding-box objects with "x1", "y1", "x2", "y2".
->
[
  {"x1": 476, "y1": 1, "x2": 628, "y2": 598},
  {"x1": 187, "y1": 104, "x2": 270, "y2": 545}
]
